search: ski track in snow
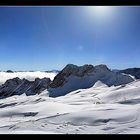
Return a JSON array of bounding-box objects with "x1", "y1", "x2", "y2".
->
[{"x1": 1, "y1": 79, "x2": 140, "y2": 133}]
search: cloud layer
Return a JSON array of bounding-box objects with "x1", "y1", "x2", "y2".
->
[{"x1": 0, "y1": 71, "x2": 57, "y2": 85}]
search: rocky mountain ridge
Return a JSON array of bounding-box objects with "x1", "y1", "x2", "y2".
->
[{"x1": 0, "y1": 64, "x2": 135, "y2": 98}]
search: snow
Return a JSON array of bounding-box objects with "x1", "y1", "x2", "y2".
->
[
  {"x1": 49, "y1": 70, "x2": 134, "y2": 97},
  {"x1": 0, "y1": 80, "x2": 140, "y2": 134},
  {"x1": 0, "y1": 71, "x2": 57, "y2": 85}
]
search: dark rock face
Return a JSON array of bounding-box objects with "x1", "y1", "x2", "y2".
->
[
  {"x1": 119, "y1": 68, "x2": 140, "y2": 79},
  {"x1": 6, "y1": 70, "x2": 13, "y2": 73},
  {"x1": 45, "y1": 70, "x2": 60, "y2": 73},
  {"x1": 0, "y1": 77, "x2": 51, "y2": 98},
  {"x1": 48, "y1": 64, "x2": 134, "y2": 97},
  {"x1": 49, "y1": 64, "x2": 113, "y2": 89},
  {"x1": 49, "y1": 64, "x2": 95, "y2": 88},
  {"x1": 0, "y1": 64, "x2": 136, "y2": 99}
]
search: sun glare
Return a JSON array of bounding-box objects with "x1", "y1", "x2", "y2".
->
[
  {"x1": 94, "y1": 6, "x2": 110, "y2": 12},
  {"x1": 87, "y1": 6, "x2": 112, "y2": 17},
  {"x1": 85, "y1": 6, "x2": 114, "y2": 23}
]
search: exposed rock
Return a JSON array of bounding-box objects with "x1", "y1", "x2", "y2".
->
[
  {"x1": 49, "y1": 64, "x2": 95, "y2": 88},
  {"x1": 6, "y1": 70, "x2": 13, "y2": 73},
  {"x1": 0, "y1": 64, "x2": 136, "y2": 99},
  {"x1": 119, "y1": 68, "x2": 140, "y2": 79},
  {"x1": 45, "y1": 70, "x2": 60, "y2": 73},
  {"x1": 0, "y1": 77, "x2": 51, "y2": 98},
  {"x1": 49, "y1": 64, "x2": 134, "y2": 97}
]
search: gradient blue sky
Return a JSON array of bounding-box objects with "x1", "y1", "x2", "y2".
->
[{"x1": 0, "y1": 6, "x2": 140, "y2": 71}]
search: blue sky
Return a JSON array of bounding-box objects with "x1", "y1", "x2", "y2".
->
[{"x1": 0, "y1": 6, "x2": 140, "y2": 71}]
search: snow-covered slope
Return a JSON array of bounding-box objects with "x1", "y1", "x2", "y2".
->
[
  {"x1": 0, "y1": 80, "x2": 140, "y2": 134},
  {"x1": 0, "y1": 65, "x2": 139, "y2": 134},
  {"x1": 49, "y1": 64, "x2": 134, "y2": 97}
]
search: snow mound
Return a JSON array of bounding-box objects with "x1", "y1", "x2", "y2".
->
[{"x1": 93, "y1": 81, "x2": 108, "y2": 88}]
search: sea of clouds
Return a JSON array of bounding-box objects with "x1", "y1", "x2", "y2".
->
[{"x1": 0, "y1": 71, "x2": 57, "y2": 85}]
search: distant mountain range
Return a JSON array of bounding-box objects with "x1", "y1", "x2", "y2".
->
[
  {"x1": 0, "y1": 78, "x2": 51, "y2": 99},
  {"x1": 1, "y1": 70, "x2": 60, "y2": 73},
  {"x1": 0, "y1": 64, "x2": 139, "y2": 99},
  {"x1": 3, "y1": 67, "x2": 140, "y2": 80},
  {"x1": 119, "y1": 68, "x2": 140, "y2": 79}
]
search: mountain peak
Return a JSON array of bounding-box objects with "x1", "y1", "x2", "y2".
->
[
  {"x1": 49, "y1": 64, "x2": 134, "y2": 97},
  {"x1": 94, "y1": 64, "x2": 110, "y2": 71},
  {"x1": 62, "y1": 64, "x2": 94, "y2": 76},
  {"x1": 0, "y1": 77, "x2": 51, "y2": 98},
  {"x1": 49, "y1": 64, "x2": 95, "y2": 88}
]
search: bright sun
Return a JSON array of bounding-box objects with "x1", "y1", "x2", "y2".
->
[
  {"x1": 94, "y1": 6, "x2": 110, "y2": 12},
  {"x1": 88, "y1": 6, "x2": 112, "y2": 16}
]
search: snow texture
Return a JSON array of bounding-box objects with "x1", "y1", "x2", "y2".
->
[{"x1": 0, "y1": 80, "x2": 140, "y2": 134}]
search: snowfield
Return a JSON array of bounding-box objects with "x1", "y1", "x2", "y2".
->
[
  {"x1": 0, "y1": 80, "x2": 140, "y2": 134},
  {"x1": 0, "y1": 71, "x2": 57, "y2": 85}
]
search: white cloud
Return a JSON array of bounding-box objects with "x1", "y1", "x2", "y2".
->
[{"x1": 0, "y1": 71, "x2": 57, "y2": 85}]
